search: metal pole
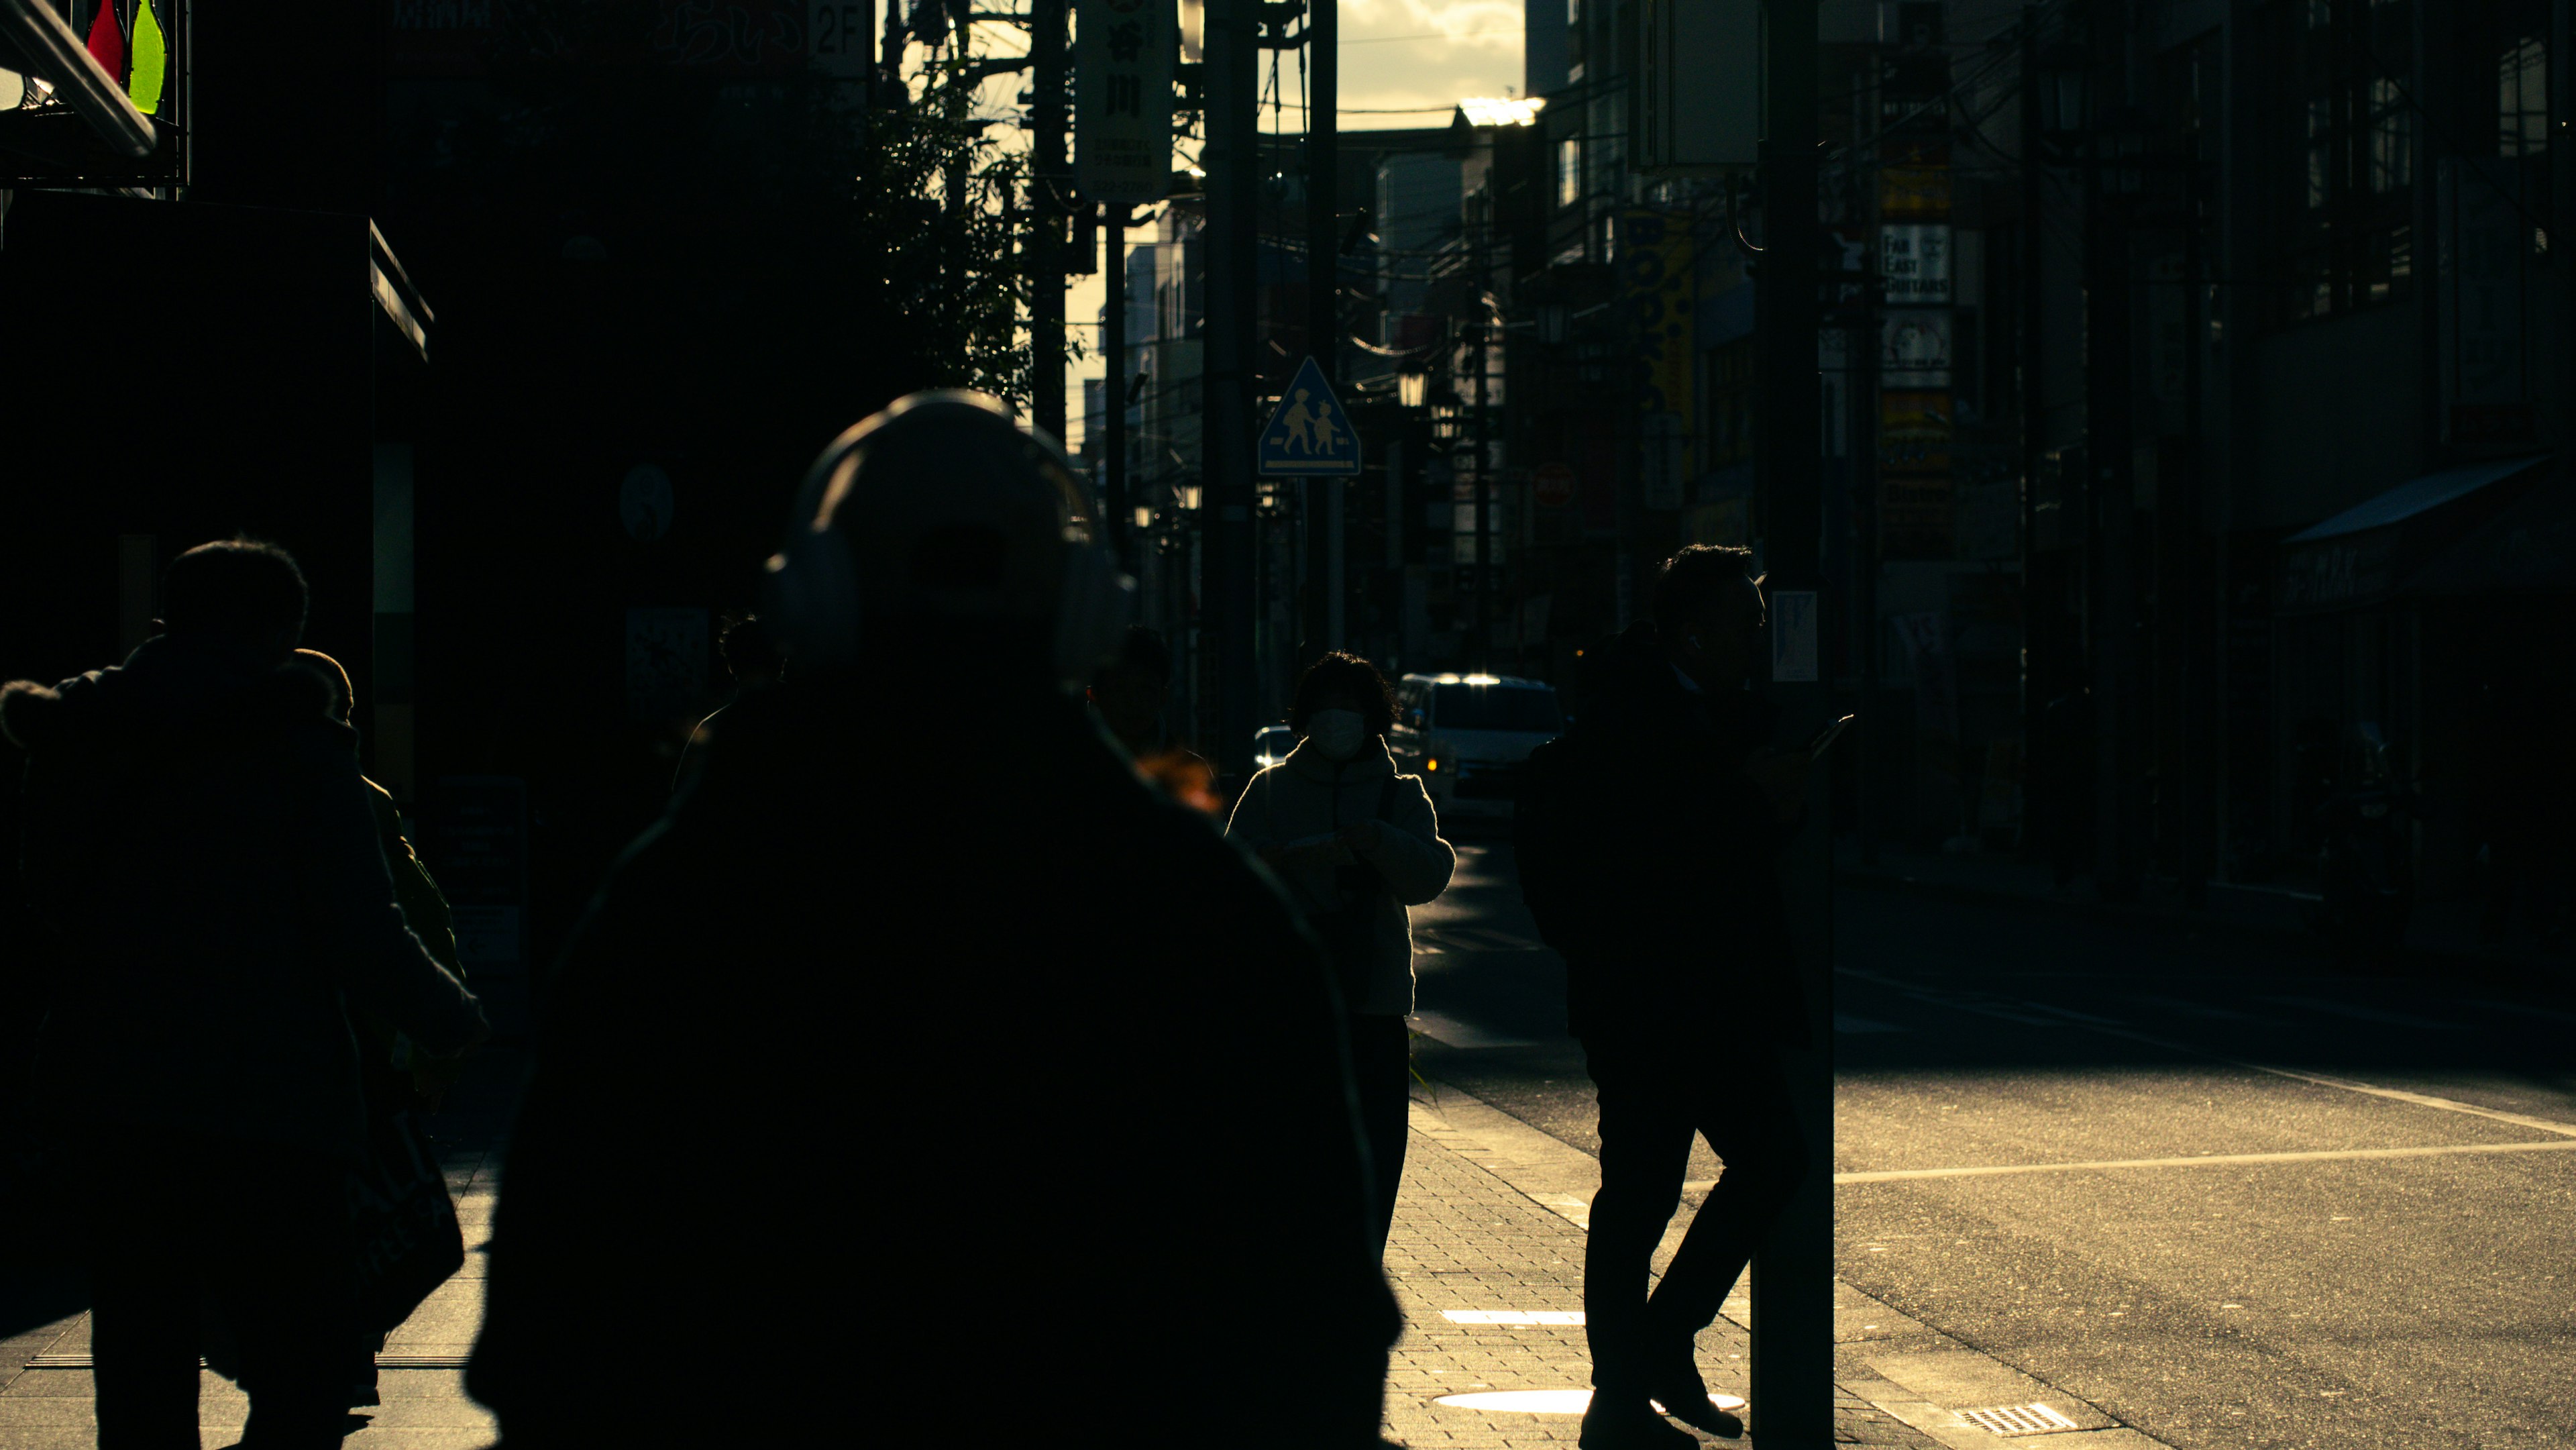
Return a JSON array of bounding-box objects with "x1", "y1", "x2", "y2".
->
[
  {"x1": 1472, "y1": 317, "x2": 1492, "y2": 672},
  {"x1": 1205, "y1": 0, "x2": 1260, "y2": 784},
  {"x1": 1106, "y1": 207, "x2": 1132, "y2": 573},
  {"x1": 2020, "y1": 3, "x2": 2047, "y2": 862},
  {"x1": 1751, "y1": 0, "x2": 1832, "y2": 1441},
  {"x1": 1301, "y1": 0, "x2": 1338, "y2": 665},
  {"x1": 1031, "y1": 0, "x2": 1069, "y2": 444}
]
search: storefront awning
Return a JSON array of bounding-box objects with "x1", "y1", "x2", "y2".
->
[
  {"x1": 2402, "y1": 475, "x2": 2574, "y2": 597},
  {"x1": 2277, "y1": 454, "x2": 2551, "y2": 613}
]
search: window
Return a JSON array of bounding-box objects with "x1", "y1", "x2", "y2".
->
[
  {"x1": 1557, "y1": 138, "x2": 1581, "y2": 210},
  {"x1": 2500, "y1": 36, "x2": 2548, "y2": 156},
  {"x1": 2273, "y1": 0, "x2": 2415, "y2": 323}
]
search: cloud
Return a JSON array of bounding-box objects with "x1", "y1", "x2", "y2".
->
[{"x1": 1338, "y1": 0, "x2": 1525, "y2": 128}]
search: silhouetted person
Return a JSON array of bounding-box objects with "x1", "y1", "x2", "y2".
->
[
  {"x1": 672, "y1": 613, "x2": 786, "y2": 794},
  {"x1": 466, "y1": 393, "x2": 1399, "y2": 1447},
  {"x1": 1088, "y1": 623, "x2": 1177, "y2": 757},
  {"x1": 1090, "y1": 625, "x2": 1222, "y2": 810},
  {"x1": 1519, "y1": 546, "x2": 1811, "y2": 1449},
  {"x1": 1226, "y1": 652, "x2": 1454, "y2": 1253},
  {"x1": 0, "y1": 537, "x2": 486, "y2": 1450},
  {"x1": 293, "y1": 648, "x2": 472, "y2": 1410}
]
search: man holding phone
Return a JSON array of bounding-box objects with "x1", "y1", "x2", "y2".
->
[{"x1": 1517, "y1": 545, "x2": 1817, "y2": 1449}]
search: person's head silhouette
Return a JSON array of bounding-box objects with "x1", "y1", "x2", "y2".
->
[{"x1": 765, "y1": 391, "x2": 1133, "y2": 690}]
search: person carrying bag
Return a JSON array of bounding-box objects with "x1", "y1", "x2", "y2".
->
[{"x1": 1226, "y1": 652, "x2": 1455, "y2": 1253}]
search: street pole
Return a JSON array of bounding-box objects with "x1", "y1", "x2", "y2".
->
[
  {"x1": 1031, "y1": 0, "x2": 1069, "y2": 445},
  {"x1": 2019, "y1": 3, "x2": 2047, "y2": 862},
  {"x1": 1752, "y1": 0, "x2": 1832, "y2": 1443},
  {"x1": 1301, "y1": 0, "x2": 1338, "y2": 664},
  {"x1": 2083, "y1": 3, "x2": 2140, "y2": 903},
  {"x1": 1106, "y1": 207, "x2": 1132, "y2": 573},
  {"x1": 1205, "y1": 0, "x2": 1260, "y2": 783},
  {"x1": 1472, "y1": 316, "x2": 1492, "y2": 672}
]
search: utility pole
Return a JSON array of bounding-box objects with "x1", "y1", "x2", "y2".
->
[
  {"x1": 1752, "y1": 0, "x2": 1832, "y2": 1441},
  {"x1": 1301, "y1": 0, "x2": 1339, "y2": 662},
  {"x1": 1205, "y1": 0, "x2": 1260, "y2": 782},
  {"x1": 2020, "y1": 3, "x2": 2048, "y2": 864},
  {"x1": 1472, "y1": 315, "x2": 1492, "y2": 671},
  {"x1": 2082, "y1": 1, "x2": 2140, "y2": 903},
  {"x1": 1030, "y1": 0, "x2": 1069, "y2": 445},
  {"x1": 1106, "y1": 207, "x2": 1132, "y2": 572}
]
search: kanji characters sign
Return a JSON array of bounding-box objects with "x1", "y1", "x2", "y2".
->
[{"x1": 1077, "y1": 0, "x2": 1175, "y2": 204}]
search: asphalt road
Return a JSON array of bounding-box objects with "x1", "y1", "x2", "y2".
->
[{"x1": 1408, "y1": 837, "x2": 2576, "y2": 1450}]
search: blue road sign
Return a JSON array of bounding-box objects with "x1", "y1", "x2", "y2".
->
[{"x1": 1257, "y1": 356, "x2": 1362, "y2": 476}]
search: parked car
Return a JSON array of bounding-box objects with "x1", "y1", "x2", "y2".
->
[
  {"x1": 1252, "y1": 723, "x2": 1297, "y2": 770},
  {"x1": 1388, "y1": 673, "x2": 1564, "y2": 819}
]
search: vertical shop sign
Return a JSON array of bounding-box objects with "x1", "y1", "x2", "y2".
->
[
  {"x1": 2439, "y1": 158, "x2": 2536, "y2": 446},
  {"x1": 1077, "y1": 0, "x2": 1177, "y2": 204},
  {"x1": 1879, "y1": 224, "x2": 1952, "y2": 304},
  {"x1": 1625, "y1": 209, "x2": 1695, "y2": 510}
]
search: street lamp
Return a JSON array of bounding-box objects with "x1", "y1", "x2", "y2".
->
[{"x1": 1397, "y1": 364, "x2": 1428, "y2": 408}]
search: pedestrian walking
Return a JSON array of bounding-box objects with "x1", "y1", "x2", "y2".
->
[
  {"x1": 1225, "y1": 651, "x2": 1456, "y2": 1253},
  {"x1": 0, "y1": 537, "x2": 486, "y2": 1450},
  {"x1": 1090, "y1": 624, "x2": 1220, "y2": 812},
  {"x1": 466, "y1": 392, "x2": 1399, "y2": 1448},
  {"x1": 1516, "y1": 545, "x2": 1812, "y2": 1449},
  {"x1": 671, "y1": 613, "x2": 785, "y2": 794},
  {"x1": 292, "y1": 648, "x2": 473, "y2": 1409}
]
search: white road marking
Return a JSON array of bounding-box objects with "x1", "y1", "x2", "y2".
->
[
  {"x1": 2257, "y1": 995, "x2": 2467, "y2": 1031},
  {"x1": 1835, "y1": 1138, "x2": 2576, "y2": 1184},
  {"x1": 1440, "y1": 1310, "x2": 1586, "y2": 1325},
  {"x1": 1836, "y1": 1013, "x2": 1907, "y2": 1033},
  {"x1": 1408, "y1": 1011, "x2": 1538, "y2": 1049}
]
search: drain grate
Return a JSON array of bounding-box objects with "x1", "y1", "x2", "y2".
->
[{"x1": 1958, "y1": 1404, "x2": 2079, "y2": 1436}]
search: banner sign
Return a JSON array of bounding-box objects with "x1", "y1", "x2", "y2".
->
[{"x1": 1077, "y1": 0, "x2": 1175, "y2": 204}]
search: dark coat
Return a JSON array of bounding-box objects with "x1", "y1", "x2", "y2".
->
[
  {"x1": 1529, "y1": 621, "x2": 1805, "y2": 1044},
  {"x1": 468, "y1": 676, "x2": 1399, "y2": 1447},
  {"x1": 0, "y1": 633, "x2": 486, "y2": 1168}
]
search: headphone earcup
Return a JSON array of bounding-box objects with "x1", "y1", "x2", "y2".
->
[
  {"x1": 765, "y1": 524, "x2": 861, "y2": 674},
  {"x1": 1053, "y1": 541, "x2": 1136, "y2": 682}
]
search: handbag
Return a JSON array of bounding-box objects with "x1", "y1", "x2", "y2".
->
[{"x1": 347, "y1": 1105, "x2": 466, "y2": 1337}]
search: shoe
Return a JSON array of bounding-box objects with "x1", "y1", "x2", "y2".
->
[
  {"x1": 1645, "y1": 1357, "x2": 1742, "y2": 1438},
  {"x1": 1579, "y1": 1393, "x2": 1699, "y2": 1449}
]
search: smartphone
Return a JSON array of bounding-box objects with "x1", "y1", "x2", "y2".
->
[{"x1": 1809, "y1": 714, "x2": 1857, "y2": 762}]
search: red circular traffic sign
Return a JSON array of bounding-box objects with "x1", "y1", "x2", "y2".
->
[{"x1": 1534, "y1": 462, "x2": 1576, "y2": 509}]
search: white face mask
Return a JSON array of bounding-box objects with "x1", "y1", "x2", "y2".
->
[{"x1": 1305, "y1": 709, "x2": 1371, "y2": 762}]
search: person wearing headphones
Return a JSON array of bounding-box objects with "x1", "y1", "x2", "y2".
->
[{"x1": 465, "y1": 393, "x2": 1398, "y2": 1447}]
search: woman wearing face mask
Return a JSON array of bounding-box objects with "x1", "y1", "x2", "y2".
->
[{"x1": 1226, "y1": 652, "x2": 1456, "y2": 1253}]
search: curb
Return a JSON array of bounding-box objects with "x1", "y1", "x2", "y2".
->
[{"x1": 1833, "y1": 864, "x2": 2564, "y2": 988}]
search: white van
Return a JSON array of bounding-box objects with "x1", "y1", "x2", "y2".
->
[{"x1": 1388, "y1": 673, "x2": 1565, "y2": 819}]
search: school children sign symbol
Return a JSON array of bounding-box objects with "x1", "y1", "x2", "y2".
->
[{"x1": 1257, "y1": 356, "x2": 1362, "y2": 477}]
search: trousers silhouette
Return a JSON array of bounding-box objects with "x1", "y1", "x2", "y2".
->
[
  {"x1": 1579, "y1": 1027, "x2": 1808, "y2": 1395},
  {"x1": 75, "y1": 1127, "x2": 353, "y2": 1449}
]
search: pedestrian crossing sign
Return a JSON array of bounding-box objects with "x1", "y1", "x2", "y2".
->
[{"x1": 1256, "y1": 356, "x2": 1362, "y2": 476}]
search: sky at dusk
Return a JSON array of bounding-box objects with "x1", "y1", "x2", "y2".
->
[{"x1": 1062, "y1": 0, "x2": 1526, "y2": 456}]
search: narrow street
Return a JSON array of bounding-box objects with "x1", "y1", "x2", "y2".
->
[{"x1": 1409, "y1": 839, "x2": 2576, "y2": 1450}]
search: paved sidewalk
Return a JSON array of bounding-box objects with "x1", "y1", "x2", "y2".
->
[
  {"x1": 1383, "y1": 1093, "x2": 1937, "y2": 1450},
  {"x1": 0, "y1": 1057, "x2": 520, "y2": 1449},
  {"x1": 11, "y1": 1053, "x2": 1994, "y2": 1449}
]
